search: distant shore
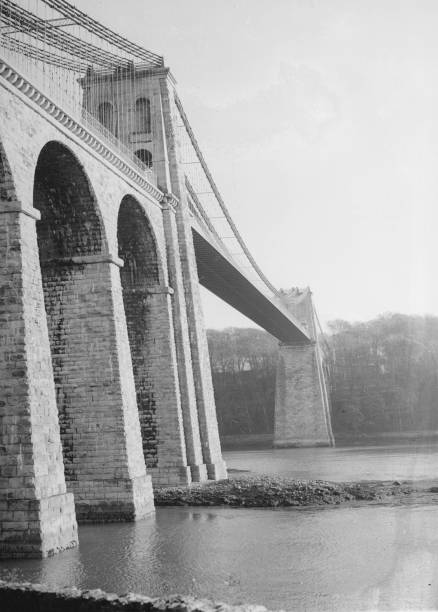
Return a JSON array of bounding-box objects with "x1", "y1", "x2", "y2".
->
[
  {"x1": 220, "y1": 434, "x2": 274, "y2": 450},
  {"x1": 220, "y1": 431, "x2": 438, "y2": 450},
  {"x1": 154, "y1": 474, "x2": 438, "y2": 508}
]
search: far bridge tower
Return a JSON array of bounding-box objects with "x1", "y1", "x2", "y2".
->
[{"x1": 274, "y1": 288, "x2": 334, "y2": 447}]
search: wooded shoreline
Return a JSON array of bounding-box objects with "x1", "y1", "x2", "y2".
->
[{"x1": 208, "y1": 315, "x2": 438, "y2": 440}]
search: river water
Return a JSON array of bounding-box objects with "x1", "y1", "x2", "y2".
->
[
  {"x1": 1, "y1": 443, "x2": 438, "y2": 611},
  {"x1": 225, "y1": 440, "x2": 438, "y2": 482}
]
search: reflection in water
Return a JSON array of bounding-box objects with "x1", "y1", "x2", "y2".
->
[
  {"x1": 364, "y1": 506, "x2": 438, "y2": 610},
  {"x1": 2, "y1": 506, "x2": 438, "y2": 609},
  {"x1": 1, "y1": 446, "x2": 438, "y2": 610}
]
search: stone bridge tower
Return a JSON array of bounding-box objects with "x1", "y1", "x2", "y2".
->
[
  {"x1": 274, "y1": 288, "x2": 334, "y2": 447},
  {"x1": 80, "y1": 65, "x2": 227, "y2": 483}
]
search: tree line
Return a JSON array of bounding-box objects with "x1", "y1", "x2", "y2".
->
[
  {"x1": 326, "y1": 314, "x2": 438, "y2": 436},
  {"x1": 207, "y1": 314, "x2": 438, "y2": 439},
  {"x1": 207, "y1": 328, "x2": 278, "y2": 436}
]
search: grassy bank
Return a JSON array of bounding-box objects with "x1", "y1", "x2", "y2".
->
[{"x1": 154, "y1": 475, "x2": 438, "y2": 508}]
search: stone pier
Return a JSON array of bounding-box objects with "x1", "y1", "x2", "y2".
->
[
  {"x1": 0, "y1": 199, "x2": 78, "y2": 558},
  {"x1": 274, "y1": 288, "x2": 334, "y2": 448}
]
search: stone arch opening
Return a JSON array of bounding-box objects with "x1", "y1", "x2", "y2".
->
[
  {"x1": 98, "y1": 101, "x2": 117, "y2": 135},
  {"x1": 135, "y1": 97, "x2": 151, "y2": 133},
  {"x1": 134, "y1": 148, "x2": 152, "y2": 168},
  {"x1": 34, "y1": 142, "x2": 103, "y2": 259},
  {"x1": 118, "y1": 195, "x2": 161, "y2": 467},
  {"x1": 33, "y1": 141, "x2": 105, "y2": 487}
]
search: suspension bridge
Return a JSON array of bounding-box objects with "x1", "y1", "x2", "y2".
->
[{"x1": 0, "y1": 0, "x2": 333, "y2": 559}]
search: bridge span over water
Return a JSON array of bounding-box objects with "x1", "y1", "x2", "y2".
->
[{"x1": 0, "y1": 0, "x2": 333, "y2": 558}]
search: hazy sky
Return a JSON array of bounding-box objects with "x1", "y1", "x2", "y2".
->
[{"x1": 75, "y1": 0, "x2": 438, "y2": 329}]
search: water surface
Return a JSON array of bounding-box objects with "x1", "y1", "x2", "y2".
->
[
  {"x1": 2, "y1": 443, "x2": 438, "y2": 610},
  {"x1": 2, "y1": 504, "x2": 438, "y2": 610},
  {"x1": 224, "y1": 441, "x2": 438, "y2": 482}
]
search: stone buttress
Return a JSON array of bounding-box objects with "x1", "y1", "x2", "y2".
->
[
  {"x1": 0, "y1": 194, "x2": 78, "y2": 558},
  {"x1": 157, "y1": 73, "x2": 227, "y2": 480}
]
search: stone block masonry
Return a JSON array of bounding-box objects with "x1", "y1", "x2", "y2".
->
[
  {"x1": 0, "y1": 202, "x2": 78, "y2": 557},
  {"x1": 274, "y1": 343, "x2": 333, "y2": 447},
  {"x1": 161, "y1": 198, "x2": 208, "y2": 483},
  {"x1": 118, "y1": 195, "x2": 192, "y2": 487},
  {"x1": 32, "y1": 140, "x2": 155, "y2": 522},
  {"x1": 158, "y1": 75, "x2": 227, "y2": 480},
  {"x1": 40, "y1": 256, "x2": 155, "y2": 522}
]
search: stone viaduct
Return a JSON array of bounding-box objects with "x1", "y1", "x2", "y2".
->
[{"x1": 0, "y1": 0, "x2": 333, "y2": 560}]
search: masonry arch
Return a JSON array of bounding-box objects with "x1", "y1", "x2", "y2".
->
[
  {"x1": 33, "y1": 141, "x2": 107, "y2": 490},
  {"x1": 32, "y1": 142, "x2": 154, "y2": 519},
  {"x1": 33, "y1": 141, "x2": 105, "y2": 259},
  {"x1": 117, "y1": 195, "x2": 162, "y2": 467}
]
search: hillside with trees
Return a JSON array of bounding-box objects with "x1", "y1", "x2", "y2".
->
[
  {"x1": 207, "y1": 328, "x2": 277, "y2": 436},
  {"x1": 326, "y1": 314, "x2": 438, "y2": 437},
  {"x1": 208, "y1": 314, "x2": 438, "y2": 440}
]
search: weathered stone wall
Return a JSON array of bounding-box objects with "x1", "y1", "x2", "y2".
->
[
  {"x1": 0, "y1": 138, "x2": 78, "y2": 556},
  {"x1": 274, "y1": 344, "x2": 333, "y2": 447},
  {"x1": 161, "y1": 200, "x2": 206, "y2": 482},
  {"x1": 118, "y1": 195, "x2": 190, "y2": 486},
  {"x1": 0, "y1": 78, "x2": 166, "y2": 263},
  {"x1": 82, "y1": 70, "x2": 156, "y2": 178},
  {"x1": 0, "y1": 581, "x2": 273, "y2": 612},
  {"x1": 158, "y1": 74, "x2": 227, "y2": 481},
  {"x1": 0, "y1": 80, "x2": 161, "y2": 539}
]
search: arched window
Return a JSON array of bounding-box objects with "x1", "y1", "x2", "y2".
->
[
  {"x1": 135, "y1": 149, "x2": 152, "y2": 168},
  {"x1": 98, "y1": 101, "x2": 114, "y2": 133},
  {"x1": 135, "y1": 97, "x2": 151, "y2": 133}
]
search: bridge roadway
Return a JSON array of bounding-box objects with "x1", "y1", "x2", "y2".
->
[{"x1": 190, "y1": 216, "x2": 310, "y2": 344}]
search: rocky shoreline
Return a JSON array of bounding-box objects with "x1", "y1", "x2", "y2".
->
[
  {"x1": 154, "y1": 473, "x2": 438, "y2": 508},
  {"x1": 0, "y1": 581, "x2": 272, "y2": 611}
]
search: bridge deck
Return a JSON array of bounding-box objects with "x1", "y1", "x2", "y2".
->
[{"x1": 192, "y1": 226, "x2": 310, "y2": 344}]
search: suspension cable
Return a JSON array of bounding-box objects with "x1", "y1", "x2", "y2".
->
[
  {"x1": 40, "y1": 0, "x2": 163, "y2": 66},
  {"x1": 0, "y1": 0, "x2": 126, "y2": 68},
  {"x1": 174, "y1": 93, "x2": 280, "y2": 297}
]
